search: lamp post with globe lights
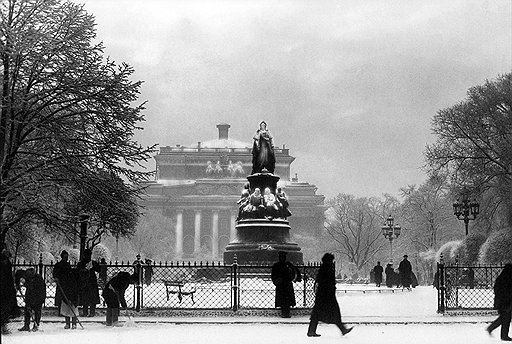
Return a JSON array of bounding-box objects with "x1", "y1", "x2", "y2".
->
[
  {"x1": 381, "y1": 215, "x2": 401, "y2": 263},
  {"x1": 452, "y1": 188, "x2": 480, "y2": 236}
]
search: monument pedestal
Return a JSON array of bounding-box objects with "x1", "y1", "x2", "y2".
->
[{"x1": 223, "y1": 218, "x2": 303, "y2": 265}]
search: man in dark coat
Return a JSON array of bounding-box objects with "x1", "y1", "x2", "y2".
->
[
  {"x1": 398, "y1": 255, "x2": 413, "y2": 290},
  {"x1": 76, "y1": 248, "x2": 101, "y2": 317},
  {"x1": 487, "y1": 263, "x2": 512, "y2": 341},
  {"x1": 271, "y1": 251, "x2": 300, "y2": 318},
  {"x1": 307, "y1": 253, "x2": 353, "y2": 337},
  {"x1": 15, "y1": 268, "x2": 46, "y2": 332},
  {"x1": 102, "y1": 272, "x2": 138, "y2": 326},
  {"x1": 373, "y1": 261, "x2": 383, "y2": 287},
  {"x1": 53, "y1": 250, "x2": 79, "y2": 329},
  {"x1": 385, "y1": 263, "x2": 394, "y2": 288},
  {"x1": 0, "y1": 244, "x2": 18, "y2": 334}
]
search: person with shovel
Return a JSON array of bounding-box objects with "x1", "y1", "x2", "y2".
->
[
  {"x1": 102, "y1": 271, "x2": 138, "y2": 326},
  {"x1": 53, "y1": 250, "x2": 80, "y2": 329}
]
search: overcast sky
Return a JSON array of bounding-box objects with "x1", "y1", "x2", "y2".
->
[{"x1": 79, "y1": 0, "x2": 511, "y2": 199}]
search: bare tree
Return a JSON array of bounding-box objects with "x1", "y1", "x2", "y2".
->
[
  {"x1": 325, "y1": 194, "x2": 392, "y2": 271},
  {"x1": 0, "y1": 0, "x2": 156, "y2": 244}
]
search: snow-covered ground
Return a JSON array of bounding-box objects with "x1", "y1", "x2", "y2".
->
[
  {"x1": 3, "y1": 286, "x2": 500, "y2": 344},
  {"x1": 2, "y1": 322, "x2": 498, "y2": 344}
]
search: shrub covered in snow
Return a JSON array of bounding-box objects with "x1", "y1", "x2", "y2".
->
[
  {"x1": 452, "y1": 232, "x2": 487, "y2": 265},
  {"x1": 435, "y1": 240, "x2": 461, "y2": 264},
  {"x1": 478, "y1": 227, "x2": 512, "y2": 264}
]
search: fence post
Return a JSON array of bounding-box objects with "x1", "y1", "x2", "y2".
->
[
  {"x1": 302, "y1": 265, "x2": 307, "y2": 307},
  {"x1": 38, "y1": 253, "x2": 44, "y2": 276},
  {"x1": 437, "y1": 254, "x2": 445, "y2": 313},
  {"x1": 232, "y1": 255, "x2": 239, "y2": 312},
  {"x1": 134, "y1": 254, "x2": 142, "y2": 311}
]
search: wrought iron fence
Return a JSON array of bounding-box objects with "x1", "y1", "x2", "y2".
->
[
  {"x1": 436, "y1": 261, "x2": 505, "y2": 313},
  {"x1": 12, "y1": 255, "x2": 320, "y2": 312}
]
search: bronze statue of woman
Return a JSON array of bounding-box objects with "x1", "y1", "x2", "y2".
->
[{"x1": 251, "y1": 121, "x2": 276, "y2": 174}]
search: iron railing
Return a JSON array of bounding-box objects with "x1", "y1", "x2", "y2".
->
[
  {"x1": 436, "y1": 260, "x2": 504, "y2": 313},
  {"x1": 12, "y1": 255, "x2": 320, "y2": 312}
]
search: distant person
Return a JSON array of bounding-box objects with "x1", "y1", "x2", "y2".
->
[
  {"x1": 53, "y1": 250, "x2": 79, "y2": 329},
  {"x1": 102, "y1": 272, "x2": 138, "y2": 326},
  {"x1": 433, "y1": 270, "x2": 440, "y2": 290},
  {"x1": 15, "y1": 268, "x2": 46, "y2": 332},
  {"x1": 77, "y1": 248, "x2": 101, "y2": 317},
  {"x1": 0, "y1": 243, "x2": 19, "y2": 334},
  {"x1": 486, "y1": 263, "x2": 512, "y2": 341},
  {"x1": 271, "y1": 251, "x2": 301, "y2": 318},
  {"x1": 98, "y1": 258, "x2": 108, "y2": 289},
  {"x1": 399, "y1": 255, "x2": 412, "y2": 290},
  {"x1": 385, "y1": 263, "x2": 394, "y2": 288},
  {"x1": 411, "y1": 271, "x2": 419, "y2": 288},
  {"x1": 144, "y1": 258, "x2": 153, "y2": 285},
  {"x1": 307, "y1": 253, "x2": 353, "y2": 337},
  {"x1": 373, "y1": 262, "x2": 383, "y2": 287}
]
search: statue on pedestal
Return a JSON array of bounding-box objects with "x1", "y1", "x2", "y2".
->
[{"x1": 251, "y1": 121, "x2": 275, "y2": 174}]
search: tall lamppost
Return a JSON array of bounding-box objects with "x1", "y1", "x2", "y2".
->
[
  {"x1": 381, "y1": 215, "x2": 401, "y2": 262},
  {"x1": 452, "y1": 188, "x2": 480, "y2": 236}
]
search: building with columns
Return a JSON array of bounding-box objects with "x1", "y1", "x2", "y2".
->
[{"x1": 140, "y1": 123, "x2": 325, "y2": 261}]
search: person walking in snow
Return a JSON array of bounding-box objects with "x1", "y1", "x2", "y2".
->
[
  {"x1": 373, "y1": 261, "x2": 383, "y2": 287},
  {"x1": 53, "y1": 250, "x2": 79, "y2": 329},
  {"x1": 487, "y1": 263, "x2": 512, "y2": 341},
  {"x1": 271, "y1": 251, "x2": 300, "y2": 318},
  {"x1": 307, "y1": 253, "x2": 353, "y2": 337},
  {"x1": 398, "y1": 255, "x2": 412, "y2": 290}
]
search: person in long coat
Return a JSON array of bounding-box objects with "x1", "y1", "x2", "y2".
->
[
  {"x1": 15, "y1": 268, "x2": 46, "y2": 332},
  {"x1": 307, "y1": 253, "x2": 353, "y2": 337},
  {"x1": 487, "y1": 263, "x2": 512, "y2": 341},
  {"x1": 271, "y1": 251, "x2": 300, "y2": 318},
  {"x1": 373, "y1": 261, "x2": 383, "y2": 287},
  {"x1": 53, "y1": 250, "x2": 79, "y2": 329},
  {"x1": 102, "y1": 272, "x2": 138, "y2": 326},
  {"x1": 0, "y1": 244, "x2": 19, "y2": 334},
  {"x1": 398, "y1": 255, "x2": 412, "y2": 289},
  {"x1": 385, "y1": 263, "x2": 394, "y2": 288},
  {"x1": 76, "y1": 248, "x2": 101, "y2": 317}
]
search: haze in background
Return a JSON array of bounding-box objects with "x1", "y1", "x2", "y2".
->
[{"x1": 79, "y1": 0, "x2": 511, "y2": 198}]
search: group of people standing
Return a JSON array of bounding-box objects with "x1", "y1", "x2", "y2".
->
[
  {"x1": 0, "y1": 246, "x2": 138, "y2": 334},
  {"x1": 371, "y1": 255, "x2": 418, "y2": 289}
]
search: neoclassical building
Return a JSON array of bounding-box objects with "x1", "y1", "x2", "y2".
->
[{"x1": 140, "y1": 123, "x2": 325, "y2": 261}]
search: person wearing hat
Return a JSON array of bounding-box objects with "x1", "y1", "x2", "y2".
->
[
  {"x1": 15, "y1": 268, "x2": 46, "y2": 332},
  {"x1": 271, "y1": 251, "x2": 301, "y2": 318},
  {"x1": 77, "y1": 248, "x2": 101, "y2": 317},
  {"x1": 307, "y1": 253, "x2": 353, "y2": 337},
  {"x1": 385, "y1": 263, "x2": 394, "y2": 288},
  {"x1": 53, "y1": 250, "x2": 79, "y2": 329},
  {"x1": 398, "y1": 255, "x2": 412, "y2": 290}
]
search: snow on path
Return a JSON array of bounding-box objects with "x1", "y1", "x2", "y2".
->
[{"x1": 2, "y1": 322, "x2": 498, "y2": 344}]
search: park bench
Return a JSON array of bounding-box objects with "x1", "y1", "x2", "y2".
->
[{"x1": 163, "y1": 280, "x2": 196, "y2": 304}]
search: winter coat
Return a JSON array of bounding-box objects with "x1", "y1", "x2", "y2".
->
[
  {"x1": 310, "y1": 262, "x2": 342, "y2": 324},
  {"x1": 398, "y1": 259, "x2": 412, "y2": 287},
  {"x1": 0, "y1": 253, "x2": 19, "y2": 324},
  {"x1": 385, "y1": 265, "x2": 395, "y2": 287},
  {"x1": 373, "y1": 264, "x2": 383, "y2": 284},
  {"x1": 102, "y1": 272, "x2": 132, "y2": 309},
  {"x1": 16, "y1": 270, "x2": 46, "y2": 306},
  {"x1": 271, "y1": 261, "x2": 299, "y2": 308},
  {"x1": 76, "y1": 258, "x2": 101, "y2": 306},
  {"x1": 53, "y1": 260, "x2": 79, "y2": 307},
  {"x1": 493, "y1": 264, "x2": 512, "y2": 312}
]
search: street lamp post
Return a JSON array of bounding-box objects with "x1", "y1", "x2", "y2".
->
[
  {"x1": 381, "y1": 215, "x2": 401, "y2": 263},
  {"x1": 452, "y1": 188, "x2": 480, "y2": 236}
]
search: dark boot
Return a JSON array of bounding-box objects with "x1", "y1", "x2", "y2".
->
[
  {"x1": 106, "y1": 308, "x2": 113, "y2": 326},
  {"x1": 307, "y1": 320, "x2": 320, "y2": 337},
  {"x1": 65, "y1": 317, "x2": 71, "y2": 329},
  {"x1": 112, "y1": 308, "x2": 121, "y2": 327}
]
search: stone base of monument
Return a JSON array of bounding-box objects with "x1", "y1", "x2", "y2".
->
[{"x1": 223, "y1": 218, "x2": 303, "y2": 265}]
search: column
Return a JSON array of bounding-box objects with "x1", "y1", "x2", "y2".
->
[
  {"x1": 175, "y1": 210, "x2": 183, "y2": 258},
  {"x1": 212, "y1": 210, "x2": 219, "y2": 259},
  {"x1": 194, "y1": 210, "x2": 202, "y2": 254},
  {"x1": 230, "y1": 211, "x2": 237, "y2": 241}
]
